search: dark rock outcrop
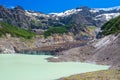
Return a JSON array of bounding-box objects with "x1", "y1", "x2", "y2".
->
[{"x1": 0, "y1": 5, "x2": 30, "y2": 28}]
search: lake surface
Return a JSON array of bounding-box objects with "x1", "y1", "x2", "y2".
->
[{"x1": 0, "y1": 54, "x2": 109, "y2": 80}]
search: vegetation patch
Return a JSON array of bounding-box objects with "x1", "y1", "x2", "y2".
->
[
  {"x1": 0, "y1": 22, "x2": 35, "y2": 39},
  {"x1": 101, "y1": 16, "x2": 120, "y2": 35},
  {"x1": 61, "y1": 69, "x2": 120, "y2": 80},
  {"x1": 88, "y1": 26, "x2": 96, "y2": 30},
  {"x1": 43, "y1": 26, "x2": 67, "y2": 38}
]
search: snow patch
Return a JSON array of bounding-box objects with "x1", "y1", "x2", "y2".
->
[
  {"x1": 95, "y1": 6, "x2": 120, "y2": 11},
  {"x1": 25, "y1": 10, "x2": 50, "y2": 17},
  {"x1": 50, "y1": 9, "x2": 82, "y2": 17},
  {"x1": 90, "y1": 6, "x2": 120, "y2": 13},
  {"x1": 95, "y1": 13, "x2": 120, "y2": 21},
  {"x1": 90, "y1": 9, "x2": 100, "y2": 13}
]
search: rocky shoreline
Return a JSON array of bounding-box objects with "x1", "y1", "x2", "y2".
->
[
  {"x1": 19, "y1": 41, "x2": 88, "y2": 55},
  {"x1": 47, "y1": 34, "x2": 120, "y2": 69},
  {"x1": 0, "y1": 34, "x2": 120, "y2": 80},
  {"x1": 0, "y1": 34, "x2": 120, "y2": 69}
]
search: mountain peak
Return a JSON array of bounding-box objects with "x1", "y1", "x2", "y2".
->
[
  {"x1": 50, "y1": 8, "x2": 82, "y2": 17},
  {"x1": 76, "y1": 6, "x2": 90, "y2": 10},
  {"x1": 14, "y1": 6, "x2": 24, "y2": 10},
  {"x1": 94, "y1": 6, "x2": 120, "y2": 11}
]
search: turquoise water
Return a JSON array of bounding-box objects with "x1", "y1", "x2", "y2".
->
[{"x1": 0, "y1": 54, "x2": 109, "y2": 80}]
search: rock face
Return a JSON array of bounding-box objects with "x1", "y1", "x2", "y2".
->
[
  {"x1": 1, "y1": 5, "x2": 120, "y2": 39},
  {"x1": 90, "y1": 34, "x2": 120, "y2": 67},
  {"x1": 0, "y1": 6, "x2": 30, "y2": 28},
  {"x1": 0, "y1": 33, "x2": 75, "y2": 53},
  {"x1": 0, "y1": 37, "x2": 27, "y2": 53},
  {"x1": 0, "y1": 45, "x2": 15, "y2": 53},
  {"x1": 0, "y1": 5, "x2": 120, "y2": 68},
  {"x1": 48, "y1": 33, "x2": 120, "y2": 68}
]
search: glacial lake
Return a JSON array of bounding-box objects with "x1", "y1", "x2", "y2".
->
[{"x1": 0, "y1": 54, "x2": 109, "y2": 80}]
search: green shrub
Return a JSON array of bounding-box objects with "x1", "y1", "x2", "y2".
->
[
  {"x1": 43, "y1": 27, "x2": 67, "y2": 38},
  {"x1": 101, "y1": 16, "x2": 120, "y2": 35},
  {"x1": 0, "y1": 22, "x2": 35, "y2": 39}
]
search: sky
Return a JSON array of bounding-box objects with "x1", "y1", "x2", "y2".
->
[{"x1": 0, "y1": 0, "x2": 120, "y2": 13}]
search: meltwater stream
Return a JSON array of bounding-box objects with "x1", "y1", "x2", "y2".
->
[{"x1": 0, "y1": 54, "x2": 109, "y2": 80}]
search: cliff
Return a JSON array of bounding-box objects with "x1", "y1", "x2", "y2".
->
[
  {"x1": 47, "y1": 33, "x2": 120, "y2": 68},
  {"x1": 1, "y1": 6, "x2": 120, "y2": 40},
  {"x1": 0, "y1": 33, "x2": 75, "y2": 53}
]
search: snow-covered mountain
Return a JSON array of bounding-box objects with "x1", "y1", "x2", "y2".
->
[
  {"x1": 25, "y1": 10, "x2": 50, "y2": 18},
  {"x1": 1, "y1": 5, "x2": 120, "y2": 30},
  {"x1": 95, "y1": 13, "x2": 120, "y2": 21},
  {"x1": 0, "y1": 5, "x2": 120, "y2": 37},
  {"x1": 94, "y1": 6, "x2": 120, "y2": 12},
  {"x1": 48, "y1": 6, "x2": 120, "y2": 21},
  {"x1": 24, "y1": 6, "x2": 120, "y2": 22},
  {"x1": 50, "y1": 9, "x2": 82, "y2": 17}
]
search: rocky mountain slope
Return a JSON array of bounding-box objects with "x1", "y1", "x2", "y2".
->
[
  {"x1": 0, "y1": 5, "x2": 120, "y2": 80},
  {"x1": 47, "y1": 15, "x2": 120, "y2": 68},
  {"x1": 1, "y1": 6, "x2": 120, "y2": 39},
  {"x1": 0, "y1": 5, "x2": 120, "y2": 59},
  {"x1": 58, "y1": 34, "x2": 120, "y2": 80},
  {"x1": 0, "y1": 6, "x2": 30, "y2": 28},
  {"x1": 47, "y1": 33, "x2": 120, "y2": 67},
  {"x1": 0, "y1": 32, "x2": 76, "y2": 53}
]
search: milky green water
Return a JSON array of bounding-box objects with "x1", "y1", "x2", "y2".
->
[{"x1": 0, "y1": 54, "x2": 109, "y2": 80}]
